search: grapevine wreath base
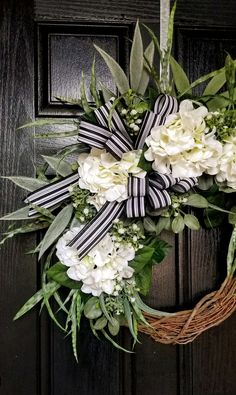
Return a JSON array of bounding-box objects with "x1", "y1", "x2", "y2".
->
[{"x1": 140, "y1": 275, "x2": 236, "y2": 345}]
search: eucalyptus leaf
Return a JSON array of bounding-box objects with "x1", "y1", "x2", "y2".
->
[
  {"x1": 84, "y1": 297, "x2": 102, "y2": 319},
  {"x1": 155, "y1": 216, "x2": 170, "y2": 235},
  {"x1": 130, "y1": 21, "x2": 143, "y2": 91},
  {"x1": 184, "y1": 214, "x2": 200, "y2": 230},
  {"x1": 94, "y1": 316, "x2": 108, "y2": 330},
  {"x1": 108, "y1": 318, "x2": 120, "y2": 336},
  {"x1": 143, "y1": 217, "x2": 156, "y2": 233},
  {"x1": 94, "y1": 44, "x2": 130, "y2": 94},
  {"x1": 185, "y1": 194, "x2": 209, "y2": 208},
  {"x1": 42, "y1": 155, "x2": 72, "y2": 177},
  {"x1": 171, "y1": 214, "x2": 185, "y2": 233},
  {"x1": 2, "y1": 176, "x2": 48, "y2": 192},
  {"x1": 39, "y1": 204, "x2": 73, "y2": 259},
  {"x1": 138, "y1": 41, "x2": 155, "y2": 95}
]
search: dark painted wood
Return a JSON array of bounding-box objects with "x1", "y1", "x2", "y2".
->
[{"x1": 0, "y1": 1, "x2": 38, "y2": 395}]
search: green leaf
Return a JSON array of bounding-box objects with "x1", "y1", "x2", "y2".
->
[
  {"x1": 17, "y1": 119, "x2": 75, "y2": 130},
  {"x1": 138, "y1": 41, "x2": 155, "y2": 95},
  {"x1": 204, "y1": 208, "x2": 225, "y2": 228},
  {"x1": 155, "y1": 216, "x2": 171, "y2": 234},
  {"x1": 42, "y1": 155, "x2": 72, "y2": 177},
  {"x1": 0, "y1": 221, "x2": 49, "y2": 246},
  {"x1": 135, "y1": 264, "x2": 152, "y2": 296},
  {"x1": 203, "y1": 70, "x2": 226, "y2": 96},
  {"x1": 14, "y1": 282, "x2": 60, "y2": 320},
  {"x1": 171, "y1": 215, "x2": 185, "y2": 233},
  {"x1": 2, "y1": 176, "x2": 48, "y2": 192},
  {"x1": 100, "y1": 82, "x2": 115, "y2": 102},
  {"x1": 143, "y1": 217, "x2": 156, "y2": 233},
  {"x1": 225, "y1": 53, "x2": 235, "y2": 104},
  {"x1": 184, "y1": 214, "x2": 200, "y2": 230},
  {"x1": 101, "y1": 329, "x2": 133, "y2": 353},
  {"x1": 147, "y1": 238, "x2": 171, "y2": 263},
  {"x1": 39, "y1": 204, "x2": 73, "y2": 259},
  {"x1": 134, "y1": 292, "x2": 175, "y2": 317},
  {"x1": 94, "y1": 44, "x2": 130, "y2": 94},
  {"x1": 185, "y1": 194, "x2": 209, "y2": 208},
  {"x1": 197, "y1": 175, "x2": 214, "y2": 191},
  {"x1": 79, "y1": 70, "x2": 93, "y2": 115},
  {"x1": 84, "y1": 297, "x2": 102, "y2": 319},
  {"x1": 123, "y1": 299, "x2": 139, "y2": 343},
  {"x1": 137, "y1": 146, "x2": 153, "y2": 172},
  {"x1": 108, "y1": 318, "x2": 120, "y2": 336},
  {"x1": 130, "y1": 20, "x2": 143, "y2": 91},
  {"x1": 94, "y1": 316, "x2": 108, "y2": 330},
  {"x1": 129, "y1": 245, "x2": 155, "y2": 273},
  {"x1": 34, "y1": 130, "x2": 79, "y2": 139},
  {"x1": 170, "y1": 56, "x2": 191, "y2": 95},
  {"x1": 47, "y1": 263, "x2": 82, "y2": 289},
  {"x1": 162, "y1": 1, "x2": 176, "y2": 89},
  {"x1": 0, "y1": 206, "x2": 30, "y2": 220},
  {"x1": 90, "y1": 58, "x2": 102, "y2": 107},
  {"x1": 229, "y1": 207, "x2": 236, "y2": 225}
]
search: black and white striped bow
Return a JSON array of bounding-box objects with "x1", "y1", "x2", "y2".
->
[{"x1": 24, "y1": 94, "x2": 198, "y2": 258}]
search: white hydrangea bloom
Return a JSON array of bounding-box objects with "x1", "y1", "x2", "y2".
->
[
  {"x1": 216, "y1": 136, "x2": 236, "y2": 189},
  {"x1": 144, "y1": 100, "x2": 223, "y2": 178},
  {"x1": 77, "y1": 148, "x2": 146, "y2": 209},
  {"x1": 56, "y1": 227, "x2": 135, "y2": 297}
]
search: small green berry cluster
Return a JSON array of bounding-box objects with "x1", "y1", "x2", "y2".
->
[
  {"x1": 111, "y1": 219, "x2": 145, "y2": 251},
  {"x1": 159, "y1": 193, "x2": 189, "y2": 218},
  {"x1": 205, "y1": 109, "x2": 236, "y2": 141},
  {"x1": 105, "y1": 278, "x2": 139, "y2": 315},
  {"x1": 69, "y1": 185, "x2": 96, "y2": 223}
]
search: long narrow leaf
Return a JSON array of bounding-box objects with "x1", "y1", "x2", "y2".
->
[
  {"x1": 42, "y1": 155, "x2": 72, "y2": 177},
  {"x1": 170, "y1": 56, "x2": 191, "y2": 95},
  {"x1": 17, "y1": 119, "x2": 74, "y2": 130},
  {"x1": 0, "y1": 206, "x2": 31, "y2": 220},
  {"x1": 101, "y1": 329, "x2": 134, "y2": 353},
  {"x1": 1, "y1": 176, "x2": 48, "y2": 192},
  {"x1": 203, "y1": 70, "x2": 226, "y2": 96},
  {"x1": 39, "y1": 204, "x2": 73, "y2": 259},
  {"x1": 138, "y1": 41, "x2": 155, "y2": 95},
  {"x1": 90, "y1": 58, "x2": 102, "y2": 107},
  {"x1": 130, "y1": 21, "x2": 143, "y2": 91},
  {"x1": 95, "y1": 44, "x2": 130, "y2": 94},
  {"x1": 14, "y1": 282, "x2": 60, "y2": 320}
]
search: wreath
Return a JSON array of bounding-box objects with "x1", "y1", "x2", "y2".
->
[{"x1": 1, "y1": 3, "x2": 236, "y2": 360}]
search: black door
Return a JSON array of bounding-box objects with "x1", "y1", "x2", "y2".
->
[{"x1": 1, "y1": 1, "x2": 236, "y2": 394}]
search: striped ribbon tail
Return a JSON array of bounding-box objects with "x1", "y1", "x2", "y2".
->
[
  {"x1": 24, "y1": 172, "x2": 80, "y2": 216},
  {"x1": 67, "y1": 201, "x2": 125, "y2": 259},
  {"x1": 126, "y1": 177, "x2": 148, "y2": 218},
  {"x1": 135, "y1": 94, "x2": 179, "y2": 149}
]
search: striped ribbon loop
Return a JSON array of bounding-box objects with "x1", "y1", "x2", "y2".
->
[
  {"x1": 171, "y1": 177, "x2": 198, "y2": 193},
  {"x1": 126, "y1": 176, "x2": 148, "y2": 218},
  {"x1": 135, "y1": 94, "x2": 179, "y2": 149},
  {"x1": 24, "y1": 173, "x2": 80, "y2": 216}
]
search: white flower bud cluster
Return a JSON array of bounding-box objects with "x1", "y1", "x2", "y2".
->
[{"x1": 121, "y1": 108, "x2": 143, "y2": 136}]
